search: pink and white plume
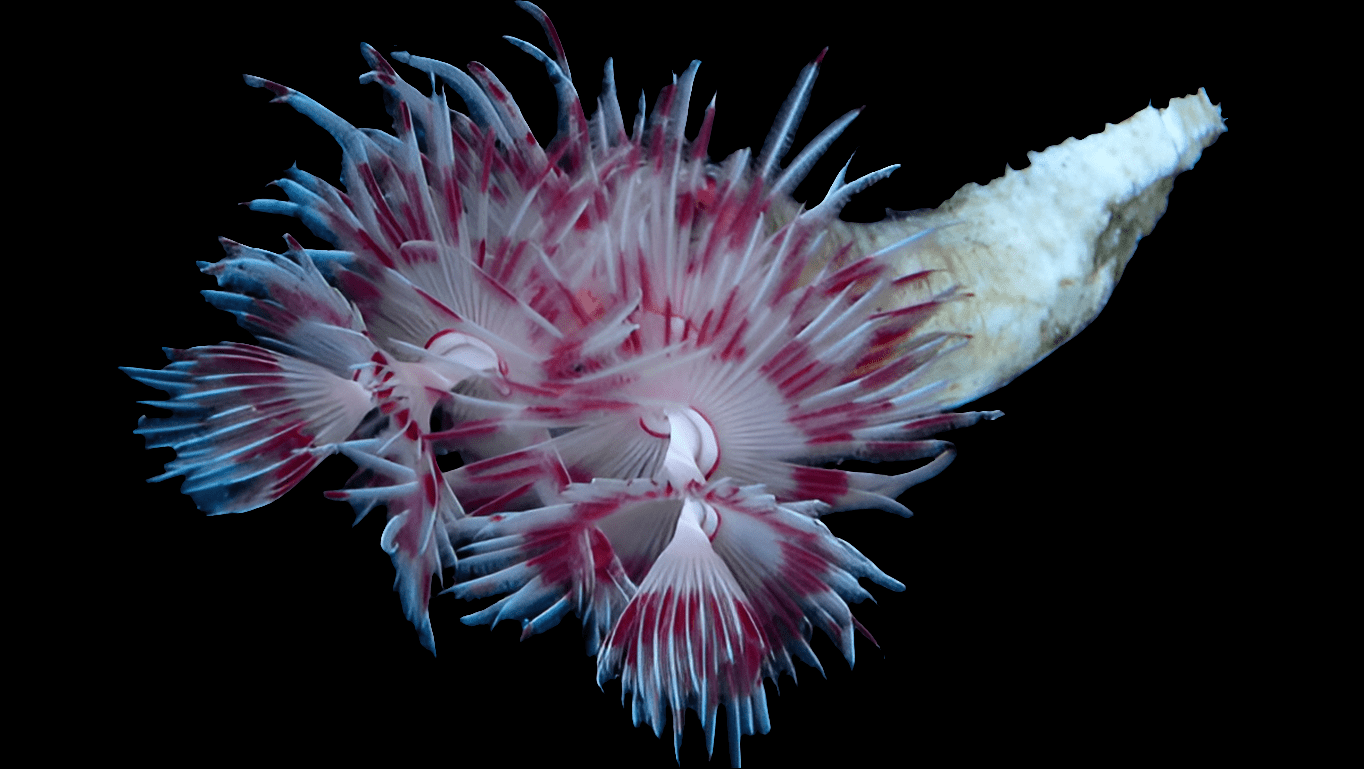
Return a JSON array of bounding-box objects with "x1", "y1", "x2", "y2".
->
[{"x1": 121, "y1": 3, "x2": 1230, "y2": 764}]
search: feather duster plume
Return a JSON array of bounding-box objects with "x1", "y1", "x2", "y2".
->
[{"x1": 123, "y1": 4, "x2": 1224, "y2": 764}]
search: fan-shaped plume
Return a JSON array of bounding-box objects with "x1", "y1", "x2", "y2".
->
[{"x1": 126, "y1": 3, "x2": 1224, "y2": 764}]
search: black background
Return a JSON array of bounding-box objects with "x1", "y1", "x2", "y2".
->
[{"x1": 99, "y1": 3, "x2": 1249, "y2": 764}]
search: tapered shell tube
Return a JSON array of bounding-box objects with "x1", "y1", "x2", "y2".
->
[{"x1": 832, "y1": 90, "x2": 1225, "y2": 409}]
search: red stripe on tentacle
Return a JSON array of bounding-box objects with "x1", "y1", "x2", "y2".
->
[
  {"x1": 692, "y1": 98, "x2": 716, "y2": 161},
  {"x1": 789, "y1": 465, "x2": 850, "y2": 500}
]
